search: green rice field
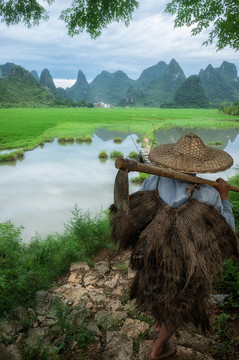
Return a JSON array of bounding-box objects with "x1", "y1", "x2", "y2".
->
[{"x1": 1, "y1": 107, "x2": 239, "y2": 150}]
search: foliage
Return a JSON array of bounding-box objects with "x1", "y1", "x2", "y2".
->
[
  {"x1": 174, "y1": 75, "x2": 210, "y2": 108},
  {"x1": 57, "y1": 136, "x2": 74, "y2": 143},
  {"x1": 220, "y1": 101, "x2": 239, "y2": 116},
  {"x1": 110, "y1": 150, "x2": 124, "y2": 159},
  {"x1": 222, "y1": 259, "x2": 239, "y2": 297},
  {"x1": 165, "y1": 0, "x2": 239, "y2": 51},
  {"x1": 0, "y1": 208, "x2": 111, "y2": 317},
  {"x1": 60, "y1": 0, "x2": 139, "y2": 38},
  {"x1": 0, "y1": 0, "x2": 238, "y2": 52},
  {"x1": 127, "y1": 151, "x2": 138, "y2": 159},
  {"x1": 215, "y1": 312, "x2": 231, "y2": 343},
  {"x1": 0, "y1": 0, "x2": 54, "y2": 27},
  {"x1": 0, "y1": 65, "x2": 57, "y2": 106},
  {"x1": 98, "y1": 150, "x2": 108, "y2": 159},
  {"x1": 131, "y1": 172, "x2": 149, "y2": 185},
  {"x1": 0, "y1": 149, "x2": 24, "y2": 162},
  {"x1": 113, "y1": 137, "x2": 123, "y2": 143}
]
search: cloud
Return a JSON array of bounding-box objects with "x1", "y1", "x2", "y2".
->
[
  {"x1": 0, "y1": 0, "x2": 238, "y2": 80},
  {"x1": 53, "y1": 78, "x2": 76, "y2": 88}
]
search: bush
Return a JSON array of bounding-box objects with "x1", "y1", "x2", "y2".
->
[
  {"x1": 0, "y1": 149, "x2": 24, "y2": 162},
  {"x1": 131, "y1": 173, "x2": 149, "y2": 185},
  {"x1": 110, "y1": 151, "x2": 124, "y2": 159},
  {"x1": 98, "y1": 150, "x2": 108, "y2": 159},
  {"x1": 0, "y1": 208, "x2": 112, "y2": 317},
  {"x1": 113, "y1": 137, "x2": 123, "y2": 143},
  {"x1": 127, "y1": 151, "x2": 138, "y2": 159}
]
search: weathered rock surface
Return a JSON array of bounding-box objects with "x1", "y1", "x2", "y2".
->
[{"x1": 0, "y1": 250, "x2": 237, "y2": 360}]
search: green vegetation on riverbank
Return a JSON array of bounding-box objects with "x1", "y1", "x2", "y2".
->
[
  {"x1": 0, "y1": 107, "x2": 239, "y2": 152},
  {"x1": 0, "y1": 207, "x2": 114, "y2": 318}
]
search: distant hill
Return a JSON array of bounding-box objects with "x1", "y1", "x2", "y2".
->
[
  {"x1": 0, "y1": 59, "x2": 239, "y2": 107},
  {"x1": 199, "y1": 61, "x2": 239, "y2": 104},
  {"x1": 0, "y1": 65, "x2": 57, "y2": 106},
  {"x1": 174, "y1": 75, "x2": 209, "y2": 108}
]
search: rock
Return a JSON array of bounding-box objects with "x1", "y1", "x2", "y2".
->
[
  {"x1": 25, "y1": 327, "x2": 54, "y2": 347},
  {"x1": 103, "y1": 331, "x2": 133, "y2": 360},
  {"x1": 138, "y1": 340, "x2": 154, "y2": 360},
  {"x1": 121, "y1": 318, "x2": 150, "y2": 339},
  {"x1": 175, "y1": 346, "x2": 214, "y2": 359},
  {"x1": 84, "y1": 272, "x2": 105, "y2": 286},
  {"x1": 210, "y1": 294, "x2": 230, "y2": 304},
  {"x1": 70, "y1": 262, "x2": 90, "y2": 272},
  {"x1": 0, "y1": 320, "x2": 23, "y2": 337},
  {"x1": 108, "y1": 299, "x2": 122, "y2": 311},
  {"x1": 94, "y1": 311, "x2": 128, "y2": 329},
  {"x1": 174, "y1": 330, "x2": 216, "y2": 354},
  {"x1": 138, "y1": 341, "x2": 214, "y2": 360},
  {"x1": 67, "y1": 272, "x2": 82, "y2": 286},
  {"x1": 54, "y1": 286, "x2": 89, "y2": 305},
  {"x1": 12, "y1": 307, "x2": 30, "y2": 324},
  {"x1": 104, "y1": 274, "x2": 120, "y2": 288},
  {"x1": 0, "y1": 344, "x2": 14, "y2": 360},
  {"x1": 6, "y1": 345, "x2": 22, "y2": 360},
  {"x1": 86, "y1": 321, "x2": 102, "y2": 336},
  {"x1": 88, "y1": 288, "x2": 106, "y2": 303},
  {"x1": 67, "y1": 302, "x2": 89, "y2": 326},
  {"x1": 94, "y1": 261, "x2": 110, "y2": 274},
  {"x1": 35, "y1": 290, "x2": 59, "y2": 316},
  {"x1": 127, "y1": 268, "x2": 136, "y2": 279},
  {"x1": 112, "y1": 286, "x2": 123, "y2": 296},
  {"x1": 27, "y1": 308, "x2": 36, "y2": 318}
]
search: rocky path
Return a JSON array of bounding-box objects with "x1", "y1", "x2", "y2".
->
[{"x1": 0, "y1": 249, "x2": 238, "y2": 360}]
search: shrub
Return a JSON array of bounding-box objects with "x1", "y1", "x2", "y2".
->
[
  {"x1": 113, "y1": 137, "x2": 123, "y2": 143},
  {"x1": 0, "y1": 149, "x2": 24, "y2": 162},
  {"x1": 57, "y1": 137, "x2": 74, "y2": 143},
  {"x1": 208, "y1": 141, "x2": 223, "y2": 146},
  {"x1": 110, "y1": 151, "x2": 124, "y2": 159},
  {"x1": 127, "y1": 151, "x2": 138, "y2": 159},
  {"x1": 98, "y1": 150, "x2": 108, "y2": 159},
  {"x1": 75, "y1": 135, "x2": 92, "y2": 143},
  {"x1": 0, "y1": 208, "x2": 112, "y2": 317},
  {"x1": 131, "y1": 173, "x2": 149, "y2": 185}
]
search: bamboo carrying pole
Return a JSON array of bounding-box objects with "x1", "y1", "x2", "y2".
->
[{"x1": 115, "y1": 158, "x2": 239, "y2": 193}]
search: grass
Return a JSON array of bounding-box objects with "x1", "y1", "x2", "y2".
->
[
  {"x1": 0, "y1": 107, "x2": 239, "y2": 151},
  {"x1": 98, "y1": 150, "x2": 108, "y2": 159},
  {"x1": 113, "y1": 137, "x2": 123, "y2": 143},
  {"x1": 0, "y1": 206, "x2": 114, "y2": 318},
  {"x1": 110, "y1": 150, "x2": 124, "y2": 159},
  {"x1": 131, "y1": 172, "x2": 150, "y2": 185},
  {"x1": 127, "y1": 151, "x2": 138, "y2": 159},
  {"x1": 0, "y1": 149, "x2": 24, "y2": 162}
]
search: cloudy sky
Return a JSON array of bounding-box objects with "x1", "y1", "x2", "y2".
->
[{"x1": 0, "y1": 0, "x2": 238, "y2": 88}]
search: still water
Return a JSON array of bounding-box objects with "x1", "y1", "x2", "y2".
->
[{"x1": 1, "y1": 127, "x2": 239, "y2": 241}]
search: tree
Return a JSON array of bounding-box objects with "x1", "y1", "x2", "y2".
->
[
  {"x1": 0, "y1": 0, "x2": 139, "y2": 38},
  {"x1": 0, "y1": 0, "x2": 238, "y2": 50},
  {"x1": 165, "y1": 0, "x2": 239, "y2": 51}
]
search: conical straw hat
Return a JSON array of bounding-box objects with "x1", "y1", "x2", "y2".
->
[{"x1": 148, "y1": 133, "x2": 233, "y2": 173}]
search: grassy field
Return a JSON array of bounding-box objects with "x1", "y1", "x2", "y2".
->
[{"x1": 1, "y1": 107, "x2": 239, "y2": 150}]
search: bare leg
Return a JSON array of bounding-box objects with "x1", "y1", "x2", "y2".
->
[{"x1": 151, "y1": 323, "x2": 176, "y2": 359}]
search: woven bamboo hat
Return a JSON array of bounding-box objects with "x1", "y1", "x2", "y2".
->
[{"x1": 148, "y1": 133, "x2": 233, "y2": 173}]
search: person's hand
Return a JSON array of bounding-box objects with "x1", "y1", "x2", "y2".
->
[{"x1": 216, "y1": 178, "x2": 230, "y2": 200}]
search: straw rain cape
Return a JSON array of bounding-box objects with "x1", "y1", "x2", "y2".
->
[{"x1": 109, "y1": 189, "x2": 239, "y2": 333}]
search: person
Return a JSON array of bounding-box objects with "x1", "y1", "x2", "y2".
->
[{"x1": 110, "y1": 133, "x2": 239, "y2": 360}]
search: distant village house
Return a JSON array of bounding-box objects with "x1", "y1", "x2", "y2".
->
[{"x1": 94, "y1": 102, "x2": 115, "y2": 108}]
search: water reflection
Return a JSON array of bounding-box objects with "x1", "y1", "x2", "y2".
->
[
  {"x1": 0, "y1": 133, "x2": 140, "y2": 241},
  {"x1": 0, "y1": 127, "x2": 239, "y2": 242}
]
